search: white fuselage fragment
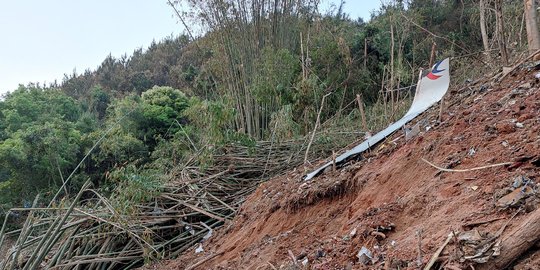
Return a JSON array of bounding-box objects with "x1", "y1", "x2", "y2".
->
[{"x1": 304, "y1": 58, "x2": 451, "y2": 180}]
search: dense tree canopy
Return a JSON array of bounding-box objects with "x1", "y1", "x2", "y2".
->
[{"x1": 0, "y1": 86, "x2": 91, "y2": 203}]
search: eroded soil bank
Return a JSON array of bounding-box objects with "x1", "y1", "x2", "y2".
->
[{"x1": 151, "y1": 67, "x2": 540, "y2": 269}]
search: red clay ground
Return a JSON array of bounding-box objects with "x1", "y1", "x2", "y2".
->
[{"x1": 151, "y1": 66, "x2": 540, "y2": 269}]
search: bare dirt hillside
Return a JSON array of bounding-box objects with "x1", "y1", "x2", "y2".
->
[{"x1": 151, "y1": 65, "x2": 540, "y2": 269}]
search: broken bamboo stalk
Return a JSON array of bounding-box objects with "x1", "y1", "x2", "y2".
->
[
  {"x1": 185, "y1": 252, "x2": 224, "y2": 270},
  {"x1": 429, "y1": 42, "x2": 437, "y2": 67},
  {"x1": 416, "y1": 229, "x2": 423, "y2": 267},
  {"x1": 304, "y1": 92, "x2": 332, "y2": 165},
  {"x1": 498, "y1": 48, "x2": 540, "y2": 82},
  {"x1": 356, "y1": 94, "x2": 368, "y2": 132},
  {"x1": 332, "y1": 151, "x2": 336, "y2": 172},
  {"x1": 438, "y1": 96, "x2": 445, "y2": 122},
  {"x1": 424, "y1": 232, "x2": 453, "y2": 270},
  {"x1": 421, "y1": 158, "x2": 512, "y2": 172}
]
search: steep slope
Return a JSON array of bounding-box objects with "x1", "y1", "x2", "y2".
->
[{"x1": 160, "y1": 66, "x2": 540, "y2": 269}]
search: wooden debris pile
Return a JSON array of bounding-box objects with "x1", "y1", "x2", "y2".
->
[{"x1": 0, "y1": 134, "x2": 355, "y2": 270}]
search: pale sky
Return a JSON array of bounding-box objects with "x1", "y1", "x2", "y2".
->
[{"x1": 0, "y1": 1, "x2": 380, "y2": 96}]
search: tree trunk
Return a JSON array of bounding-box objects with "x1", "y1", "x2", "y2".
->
[
  {"x1": 477, "y1": 208, "x2": 540, "y2": 270},
  {"x1": 495, "y1": 0, "x2": 509, "y2": 65},
  {"x1": 389, "y1": 23, "x2": 395, "y2": 115},
  {"x1": 479, "y1": 0, "x2": 491, "y2": 61},
  {"x1": 524, "y1": 0, "x2": 540, "y2": 53},
  {"x1": 364, "y1": 38, "x2": 368, "y2": 69},
  {"x1": 429, "y1": 42, "x2": 437, "y2": 67}
]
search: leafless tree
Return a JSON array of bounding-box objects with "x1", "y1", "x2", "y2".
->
[
  {"x1": 524, "y1": 0, "x2": 540, "y2": 52},
  {"x1": 479, "y1": 0, "x2": 491, "y2": 61}
]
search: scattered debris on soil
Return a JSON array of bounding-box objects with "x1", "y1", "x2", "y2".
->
[{"x1": 158, "y1": 61, "x2": 540, "y2": 269}]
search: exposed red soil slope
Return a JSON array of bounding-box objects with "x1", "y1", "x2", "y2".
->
[{"x1": 158, "y1": 67, "x2": 540, "y2": 269}]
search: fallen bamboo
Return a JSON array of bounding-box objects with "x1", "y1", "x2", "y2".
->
[
  {"x1": 421, "y1": 158, "x2": 512, "y2": 172},
  {"x1": 185, "y1": 252, "x2": 224, "y2": 270},
  {"x1": 0, "y1": 133, "x2": 357, "y2": 269},
  {"x1": 424, "y1": 232, "x2": 453, "y2": 270},
  {"x1": 497, "y1": 49, "x2": 540, "y2": 82}
]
